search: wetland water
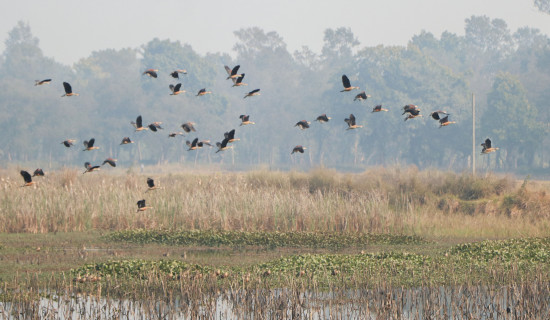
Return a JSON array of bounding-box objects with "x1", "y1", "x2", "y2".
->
[{"x1": 1, "y1": 284, "x2": 547, "y2": 319}]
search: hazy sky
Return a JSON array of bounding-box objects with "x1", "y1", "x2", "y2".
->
[{"x1": 1, "y1": 0, "x2": 548, "y2": 65}]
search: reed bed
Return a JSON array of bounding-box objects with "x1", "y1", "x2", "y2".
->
[
  {"x1": 1, "y1": 264, "x2": 548, "y2": 319},
  {"x1": 1, "y1": 166, "x2": 548, "y2": 237}
]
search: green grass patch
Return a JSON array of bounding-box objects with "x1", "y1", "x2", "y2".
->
[
  {"x1": 448, "y1": 237, "x2": 550, "y2": 264},
  {"x1": 73, "y1": 238, "x2": 550, "y2": 288},
  {"x1": 104, "y1": 229, "x2": 427, "y2": 248}
]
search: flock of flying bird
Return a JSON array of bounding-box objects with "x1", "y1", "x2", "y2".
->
[{"x1": 21, "y1": 68, "x2": 499, "y2": 212}]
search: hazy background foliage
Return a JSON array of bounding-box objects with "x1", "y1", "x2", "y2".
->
[{"x1": 0, "y1": 15, "x2": 548, "y2": 175}]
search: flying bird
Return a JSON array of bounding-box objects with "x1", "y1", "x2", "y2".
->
[
  {"x1": 345, "y1": 114, "x2": 363, "y2": 130},
  {"x1": 133, "y1": 115, "x2": 149, "y2": 132},
  {"x1": 187, "y1": 138, "x2": 203, "y2": 151},
  {"x1": 143, "y1": 69, "x2": 158, "y2": 78},
  {"x1": 216, "y1": 138, "x2": 232, "y2": 153},
  {"x1": 439, "y1": 115, "x2": 456, "y2": 128},
  {"x1": 481, "y1": 138, "x2": 499, "y2": 154},
  {"x1": 169, "y1": 83, "x2": 185, "y2": 95},
  {"x1": 83, "y1": 138, "x2": 99, "y2": 151},
  {"x1": 20, "y1": 170, "x2": 35, "y2": 187},
  {"x1": 430, "y1": 110, "x2": 449, "y2": 121},
  {"x1": 239, "y1": 115, "x2": 255, "y2": 126},
  {"x1": 35, "y1": 79, "x2": 52, "y2": 86},
  {"x1": 225, "y1": 65, "x2": 242, "y2": 80},
  {"x1": 295, "y1": 120, "x2": 311, "y2": 130},
  {"x1": 315, "y1": 114, "x2": 331, "y2": 123},
  {"x1": 32, "y1": 168, "x2": 45, "y2": 177},
  {"x1": 404, "y1": 109, "x2": 422, "y2": 121},
  {"x1": 170, "y1": 69, "x2": 187, "y2": 79},
  {"x1": 120, "y1": 137, "x2": 134, "y2": 145},
  {"x1": 146, "y1": 178, "x2": 161, "y2": 192},
  {"x1": 196, "y1": 88, "x2": 212, "y2": 96},
  {"x1": 136, "y1": 199, "x2": 153, "y2": 212},
  {"x1": 168, "y1": 132, "x2": 184, "y2": 138},
  {"x1": 83, "y1": 162, "x2": 101, "y2": 174},
  {"x1": 244, "y1": 89, "x2": 260, "y2": 99},
  {"x1": 341, "y1": 75, "x2": 359, "y2": 92},
  {"x1": 61, "y1": 139, "x2": 76, "y2": 148},
  {"x1": 291, "y1": 145, "x2": 306, "y2": 154},
  {"x1": 354, "y1": 91, "x2": 370, "y2": 101},
  {"x1": 102, "y1": 158, "x2": 117, "y2": 167},
  {"x1": 181, "y1": 122, "x2": 196, "y2": 133},
  {"x1": 232, "y1": 74, "x2": 247, "y2": 87},
  {"x1": 372, "y1": 105, "x2": 389, "y2": 113},
  {"x1": 224, "y1": 129, "x2": 240, "y2": 143},
  {"x1": 62, "y1": 82, "x2": 79, "y2": 97},
  {"x1": 402, "y1": 104, "x2": 420, "y2": 115}
]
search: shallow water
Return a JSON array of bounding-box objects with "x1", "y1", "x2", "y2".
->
[{"x1": 1, "y1": 284, "x2": 548, "y2": 319}]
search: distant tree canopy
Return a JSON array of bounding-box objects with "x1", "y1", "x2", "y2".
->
[
  {"x1": 535, "y1": 0, "x2": 550, "y2": 14},
  {"x1": 0, "y1": 19, "x2": 549, "y2": 175}
]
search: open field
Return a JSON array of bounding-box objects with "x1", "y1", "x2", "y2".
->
[{"x1": 1, "y1": 167, "x2": 549, "y2": 317}]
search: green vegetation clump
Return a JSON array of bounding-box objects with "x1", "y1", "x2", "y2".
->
[
  {"x1": 104, "y1": 229, "x2": 427, "y2": 248},
  {"x1": 448, "y1": 237, "x2": 550, "y2": 264}
]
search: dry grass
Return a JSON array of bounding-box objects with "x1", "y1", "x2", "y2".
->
[{"x1": 1, "y1": 166, "x2": 549, "y2": 238}]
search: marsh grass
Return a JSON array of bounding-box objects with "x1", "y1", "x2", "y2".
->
[{"x1": 1, "y1": 167, "x2": 549, "y2": 238}]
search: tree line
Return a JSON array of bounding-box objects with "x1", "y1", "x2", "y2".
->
[{"x1": 0, "y1": 14, "x2": 548, "y2": 174}]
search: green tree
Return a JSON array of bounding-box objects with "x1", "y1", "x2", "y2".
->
[{"x1": 482, "y1": 73, "x2": 544, "y2": 169}]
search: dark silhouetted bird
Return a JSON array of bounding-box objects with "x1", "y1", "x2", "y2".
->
[
  {"x1": 102, "y1": 158, "x2": 117, "y2": 167},
  {"x1": 244, "y1": 89, "x2": 260, "y2": 99},
  {"x1": 83, "y1": 162, "x2": 101, "y2": 174},
  {"x1": 341, "y1": 75, "x2": 359, "y2": 92},
  {"x1": 232, "y1": 74, "x2": 247, "y2": 87},
  {"x1": 61, "y1": 139, "x2": 76, "y2": 148},
  {"x1": 83, "y1": 138, "x2": 99, "y2": 151},
  {"x1": 136, "y1": 199, "x2": 153, "y2": 212},
  {"x1": 239, "y1": 115, "x2": 255, "y2": 126},
  {"x1": 196, "y1": 88, "x2": 212, "y2": 96},
  {"x1": 32, "y1": 168, "x2": 45, "y2": 177},
  {"x1": 345, "y1": 114, "x2": 363, "y2": 130},
  {"x1": 354, "y1": 91, "x2": 370, "y2": 101},
  {"x1": 62, "y1": 82, "x2": 79, "y2": 97},
  {"x1": 315, "y1": 114, "x2": 331, "y2": 123},
  {"x1": 372, "y1": 105, "x2": 389, "y2": 113},
  {"x1": 481, "y1": 138, "x2": 499, "y2": 154},
  {"x1": 169, "y1": 83, "x2": 185, "y2": 95},
  {"x1": 225, "y1": 65, "x2": 242, "y2": 80},
  {"x1": 20, "y1": 170, "x2": 35, "y2": 187},
  {"x1": 170, "y1": 69, "x2": 187, "y2": 79},
  {"x1": 291, "y1": 145, "x2": 306, "y2": 154},
  {"x1": 120, "y1": 137, "x2": 134, "y2": 145},
  {"x1": 295, "y1": 120, "x2": 311, "y2": 130},
  {"x1": 35, "y1": 79, "x2": 52, "y2": 86},
  {"x1": 143, "y1": 69, "x2": 158, "y2": 78},
  {"x1": 181, "y1": 122, "x2": 196, "y2": 133}
]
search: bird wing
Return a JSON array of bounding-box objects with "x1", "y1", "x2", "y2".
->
[
  {"x1": 236, "y1": 74, "x2": 245, "y2": 84},
  {"x1": 250, "y1": 89, "x2": 260, "y2": 94},
  {"x1": 147, "y1": 178, "x2": 155, "y2": 188},
  {"x1": 431, "y1": 112, "x2": 440, "y2": 120},
  {"x1": 137, "y1": 200, "x2": 145, "y2": 208},
  {"x1": 440, "y1": 116, "x2": 449, "y2": 124},
  {"x1": 349, "y1": 114, "x2": 356, "y2": 125},
  {"x1": 224, "y1": 65, "x2": 232, "y2": 76},
  {"x1": 170, "y1": 71, "x2": 179, "y2": 79},
  {"x1": 136, "y1": 115, "x2": 143, "y2": 128},
  {"x1": 231, "y1": 65, "x2": 240, "y2": 76},
  {"x1": 191, "y1": 138, "x2": 198, "y2": 147},
  {"x1": 198, "y1": 88, "x2": 205, "y2": 94},
  {"x1": 228, "y1": 129, "x2": 235, "y2": 139},
  {"x1": 174, "y1": 83, "x2": 182, "y2": 92},
  {"x1": 342, "y1": 75, "x2": 351, "y2": 88},
  {"x1": 20, "y1": 170, "x2": 32, "y2": 183},
  {"x1": 485, "y1": 139, "x2": 492, "y2": 149},
  {"x1": 148, "y1": 124, "x2": 157, "y2": 132},
  {"x1": 88, "y1": 138, "x2": 95, "y2": 147},
  {"x1": 63, "y1": 82, "x2": 72, "y2": 94}
]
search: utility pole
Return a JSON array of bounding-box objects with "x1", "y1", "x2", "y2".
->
[{"x1": 472, "y1": 93, "x2": 476, "y2": 176}]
